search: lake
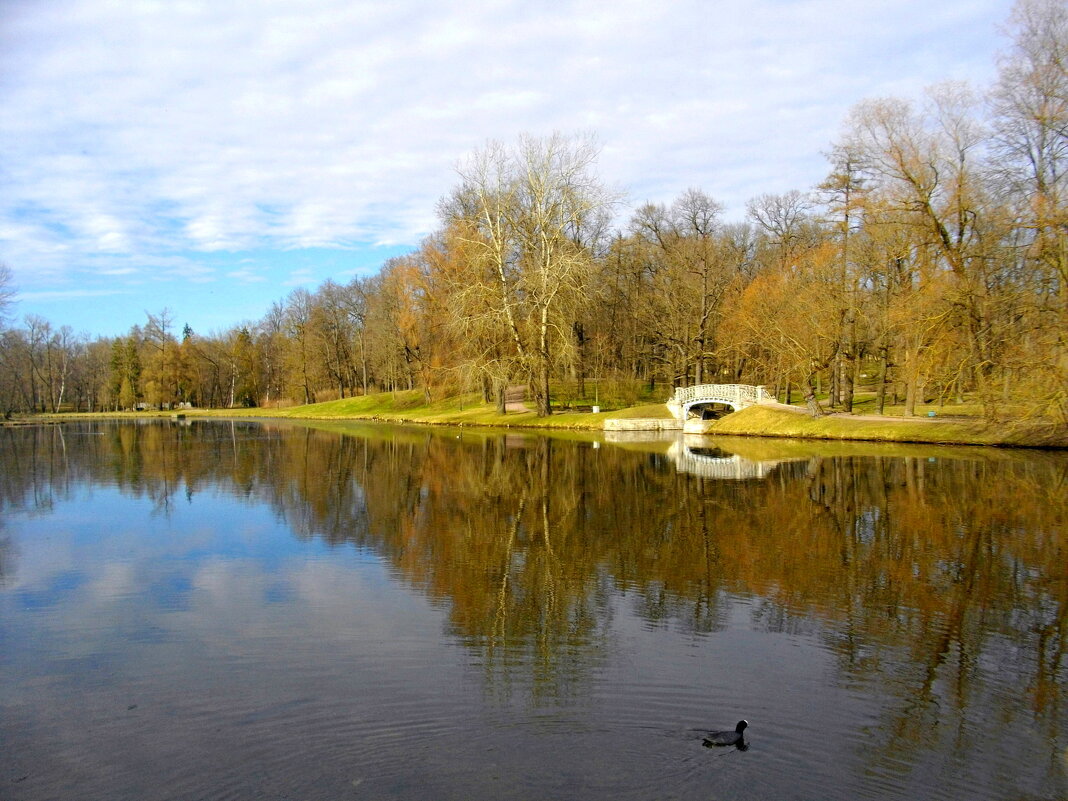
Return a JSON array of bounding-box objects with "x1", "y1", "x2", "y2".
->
[{"x1": 1, "y1": 419, "x2": 1065, "y2": 800}]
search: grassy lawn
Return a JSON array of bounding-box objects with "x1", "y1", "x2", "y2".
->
[
  {"x1": 60, "y1": 390, "x2": 618, "y2": 430},
  {"x1": 708, "y1": 405, "x2": 1067, "y2": 448},
  {"x1": 20, "y1": 386, "x2": 1066, "y2": 448},
  {"x1": 770, "y1": 389, "x2": 1016, "y2": 420},
  {"x1": 188, "y1": 385, "x2": 676, "y2": 430},
  {"x1": 269, "y1": 391, "x2": 609, "y2": 429},
  {"x1": 600, "y1": 402, "x2": 675, "y2": 419}
]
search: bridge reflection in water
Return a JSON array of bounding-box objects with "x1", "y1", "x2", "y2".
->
[
  {"x1": 603, "y1": 431, "x2": 802, "y2": 481},
  {"x1": 666, "y1": 438, "x2": 796, "y2": 480}
]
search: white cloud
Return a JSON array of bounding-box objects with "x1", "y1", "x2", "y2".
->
[
  {"x1": 287, "y1": 267, "x2": 316, "y2": 284},
  {"x1": 19, "y1": 288, "x2": 135, "y2": 301},
  {"x1": 0, "y1": 0, "x2": 1012, "y2": 303},
  {"x1": 226, "y1": 267, "x2": 268, "y2": 283}
]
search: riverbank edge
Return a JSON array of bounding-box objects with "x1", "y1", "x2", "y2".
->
[
  {"x1": 701, "y1": 405, "x2": 1068, "y2": 449},
  {"x1": 11, "y1": 398, "x2": 1067, "y2": 449}
]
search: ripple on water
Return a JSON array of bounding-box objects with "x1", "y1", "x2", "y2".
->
[{"x1": 3, "y1": 424, "x2": 1066, "y2": 801}]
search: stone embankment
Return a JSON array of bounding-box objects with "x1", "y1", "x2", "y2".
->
[{"x1": 603, "y1": 418, "x2": 683, "y2": 432}]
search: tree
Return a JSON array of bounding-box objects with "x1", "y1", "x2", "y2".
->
[
  {"x1": 845, "y1": 87, "x2": 1008, "y2": 416},
  {"x1": 311, "y1": 280, "x2": 356, "y2": 400},
  {"x1": 991, "y1": 0, "x2": 1068, "y2": 299},
  {"x1": 629, "y1": 189, "x2": 736, "y2": 385},
  {"x1": 341, "y1": 277, "x2": 373, "y2": 396},
  {"x1": 990, "y1": 0, "x2": 1068, "y2": 421},
  {"x1": 144, "y1": 308, "x2": 177, "y2": 409},
  {"x1": 365, "y1": 256, "x2": 437, "y2": 401},
  {"x1": 283, "y1": 289, "x2": 316, "y2": 405},
  {"x1": 746, "y1": 190, "x2": 819, "y2": 268},
  {"x1": 0, "y1": 263, "x2": 15, "y2": 328},
  {"x1": 110, "y1": 334, "x2": 143, "y2": 411},
  {"x1": 819, "y1": 145, "x2": 868, "y2": 412},
  {"x1": 430, "y1": 221, "x2": 517, "y2": 411},
  {"x1": 257, "y1": 305, "x2": 288, "y2": 406},
  {"x1": 721, "y1": 242, "x2": 838, "y2": 416},
  {"x1": 450, "y1": 133, "x2": 615, "y2": 416}
]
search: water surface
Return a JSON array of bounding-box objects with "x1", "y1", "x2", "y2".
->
[{"x1": 1, "y1": 420, "x2": 1065, "y2": 800}]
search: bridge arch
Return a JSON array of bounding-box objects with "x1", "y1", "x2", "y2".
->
[
  {"x1": 683, "y1": 396, "x2": 743, "y2": 417},
  {"x1": 668, "y1": 384, "x2": 772, "y2": 420}
]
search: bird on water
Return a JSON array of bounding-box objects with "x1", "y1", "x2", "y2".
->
[{"x1": 703, "y1": 719, "x2": 748, "y2": 747}]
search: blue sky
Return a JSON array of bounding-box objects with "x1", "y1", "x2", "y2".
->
[{"x1": 1, "y1": 0, "x2": 1012, "y2": 338}]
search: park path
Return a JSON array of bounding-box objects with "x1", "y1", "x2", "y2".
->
[
  {"x1": 504, "y1": 385, "x2": 530, "y2": 413},
  {"x1": 766, "y1": 400, "x2": 963, "y2": 423}
]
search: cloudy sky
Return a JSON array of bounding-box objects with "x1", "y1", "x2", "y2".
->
[{"x1": 1, "y1": 0, "x2": 1013, "y2": 337}]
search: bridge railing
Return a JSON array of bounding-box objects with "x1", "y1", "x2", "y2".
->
[{"x1": 672, "y1": 384, "x2": 769, "y2": 406}]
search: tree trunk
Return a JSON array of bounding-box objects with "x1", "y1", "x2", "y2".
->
[
  {"x1": 802, "y1": 374, "x2": 824, "y2": 418},
  {"x1": 537, "y1": 307, "x2": 552, "y2": 417},
  {"x1": 841, "y1": 349, "x2": 855, "y2": 413},
  {"x1": 828, "y1": 357, "x2": 838, "y2": 408},
  {"x1": 573, "y1": 322, "x2": 587, "y2": 399},
  {"x1": 904, "y1": 374, "x2": 918, "y2": 417},
  {"x1": 359, "y1": 334, "x2": 369, "y2": 396}
]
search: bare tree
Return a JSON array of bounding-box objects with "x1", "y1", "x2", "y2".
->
[
  {"x1": 144, "y1": 308, "x2": 176, "y2": 408},
  {"x1": 0, "y1": 263, "x2": 15, "y2": 328},
  {"x1": 343, "y1": 277, "x2": 373, "y2": 396},
  {"x1": 818, "y1": 144, "x2": 869, "y2": 412},
  {"x1": 629, "y1": 189, "x2": 734, "y2": 384},
  {"x1": 284, "y1": 289, "x2": 315, "y2": 405},
  {"x1": 990, "y1": 0, "x2": 1068, "y2": 420},
  {"x1": 844, "y1": 87, "x2": 1011, "y2": 415},
  {"x1": 451, "y1": 133, "x2": 615, "y2": 416},
  {"x1": 746, "y1": 190, "x2": 818, "y2": 267}
]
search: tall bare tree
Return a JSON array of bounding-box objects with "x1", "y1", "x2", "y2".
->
[
  {"x1": 819, "y1": 144, "x2": 868, "y2": 412},
  {"x1": 450, "y1": 133, "x2": 614, "y2": 415},
  {"x1": 990, "y1": 0, "x2": 1068, "y2": 420},
  {"x1": 0, "y1": 263, "x2": 15, "y2": 328}
]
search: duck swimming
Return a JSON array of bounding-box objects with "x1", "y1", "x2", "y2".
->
[{"x1": 703, "y1": 719, "x2": 747, "y2": 747}]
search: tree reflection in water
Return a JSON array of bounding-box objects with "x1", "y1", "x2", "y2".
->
[{"x1": 1, "y1": 420, "x2": 1065, "y2": 781}]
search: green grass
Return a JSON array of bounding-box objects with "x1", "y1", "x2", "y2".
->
[
  {"x1": 707, "y1": 405, "x2": 1067, "y2": 448},
  {"x1": 179, "y1": 389, "x2": 614, "y2": 430},
  {"x1": 215, "y1": 388, "x2": 675, "y2": 430},
  {"x1": 702, "y1": 433, "x2": 1063, "y2": 462},
  {"x1": 772, "y1": 389, "x2": 1014, "y2": 420},
  {"x1": 602, "y1": 403, "x2": 675, "y2": 419},
  {"x1": 21, "y1": 387, "x2": 1066, "y2": 448}
]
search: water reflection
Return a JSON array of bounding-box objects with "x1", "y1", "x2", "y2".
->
[
  {"x1": 1, "y1": 420, "x2": 1065, "y2": 801},
  {"x1": 665, "y1": 435, "x2": 804, "y2": 479}
]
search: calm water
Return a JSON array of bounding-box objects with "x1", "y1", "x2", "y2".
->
[{"x1": 1, "y1": 420, "x2": 1065, "y2": 801}]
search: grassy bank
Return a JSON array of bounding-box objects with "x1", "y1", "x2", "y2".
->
[
  {"x1": 26, "y1": 390, "x2": 616, "y2": 430},
  {"x1": 769, "y1": 389, "x2": 1006, "y2": 420},
  {"x1": 266, "y1": 390, "x2": 617, "y2": 428},
  {"x1": 706, "y1": 405, "x2": 1068, "y2": 448},
  {"x1": 19, "y1": 390, "x2": 1066, "y2": 448}
]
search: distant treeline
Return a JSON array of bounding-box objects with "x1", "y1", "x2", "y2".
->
[{"x1": 1, "y1": 0, "x2": 1066, "y2": 422}]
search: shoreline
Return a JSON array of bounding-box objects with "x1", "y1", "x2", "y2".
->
[
  {"x1": 11, "y1": 399, "x2": 1068, "y2": 450},
  {"x1": 701, "y1": 405, "x2": 1068, "y2": 449}
]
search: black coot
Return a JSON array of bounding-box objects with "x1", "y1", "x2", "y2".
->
[{"x1": 703, "y1": 719, "x2": 748, "y2": 747}]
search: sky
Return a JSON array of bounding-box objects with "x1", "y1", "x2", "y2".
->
[{"x1": 1, "y1": 0, "x2": 1014, "y2": 338}]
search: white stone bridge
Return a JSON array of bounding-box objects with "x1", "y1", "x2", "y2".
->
[{"x1": 667, "y1": 384, "x2": 774, "y2": 421}]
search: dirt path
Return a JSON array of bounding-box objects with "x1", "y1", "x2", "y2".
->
[
  {"x1": 766, "y1": 401, "x2": 968, "y2": 423},
  {"x1": 504, "y1": 385, "x2": 530, "y2": 413},
  {"x1": 823, "y1": 410, "x2": 971, "y2": 423}
]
